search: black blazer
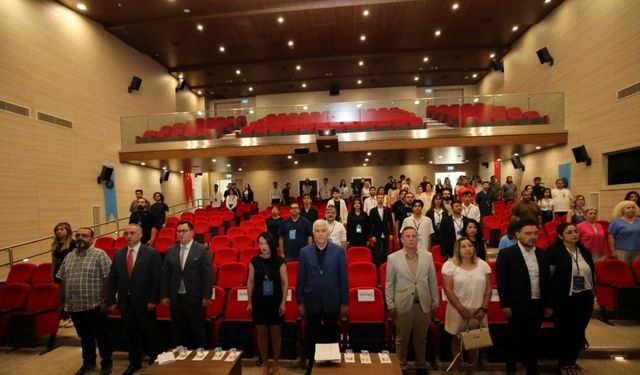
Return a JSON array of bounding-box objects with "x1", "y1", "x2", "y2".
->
[
  {"x1": 108, "y1": 244, "x2": 162, "y2": 313},
  {"x1": 369, "y1": 206, "x2": 394, "y2": 239},
  {"x1": 547, "y1": 242, "x2": 595, "y2": 306},
  {"x1": 496, "y1": 244, "x2": 552, "y2": 313},
  {"x1": 439, "y1": 215, "x2": 469, "y2": 258},
  {"x1": 161, "y1": 241, "x2": 213, "y2": 304}
]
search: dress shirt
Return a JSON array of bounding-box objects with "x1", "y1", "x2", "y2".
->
[
  {"x1": 179, "y1": 241, "x2": 193, "y2": 293},
  {"x1": 518, "y1": 242, "x2": 540, "y2": 299}
]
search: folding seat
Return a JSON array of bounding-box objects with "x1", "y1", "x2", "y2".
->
[
  {"x1": 346, "y1": 246, "x2": 372, "y2": 264},
  {"x1": 217, "y1": 262, "x2": 248, "y2": 289},
  {"x1": 140, "y1": 130, "x2": 157, "y2": 143},
  {"x1": 237, "y1": 202, "x2": 251, "y2": 221},
  {"x1": 359, "y1": 121, "x2": 376, "y2": 132},
  {"x1": 210, "y1": 235, "x2": 231, "y2": 252},
  {"x1": 168, "y1": 125, "x2": 185, "y2": 141},
  {"x1": 536, "y1": 234, "x2": 549, "y2": 249},
  {"x1": 298, "y1": 122, "x2": 314, "y2": 135},
  {"x1": 378, "y1": 262, "x2": 387, "y2": 289},
  {"x1": 239, "y1": 220, "x2": 255, "y2": 232},
  {"x1": 0, "y1": 283, "x2": 32, "y2": 338},
  {"x1": 632, "y1": 260, "x2": 640, "y2": 284},
  {"x1": 213, "y1": 247, "x2": 238, "y2": 270},
  {"x1": 239, "y1": 125, "x2": 254, "y2": 138},
  {"x1": 267, "y1": 122, "x2": 284, "y2": 136},
  {"x1": 487, "y1": 260, "x2": 497, "y2": 287},
  {"x1": 6, "y1": 263, "x2": 38, "y2": 284},
  {"x1": 523, "y1": 110, "x2": 546, "y2": 124},
  {"x1": 507, "y1": 107, "x2": 525, "y2": 125},
  {"x1": 157, "y1": 227, "x2": 176, "y2": 241},
  {"x1": 253, "y1": 122, "x2": 268, "y2": 137},
  {"x1": 286, "y1": 261, "x2": 299, "y2": 288},
  {"x1": 182, "y1": 123, "x2": 197, "y2": 140},
  {"x1": 430, "y1": 245, "x2": 443, "y2": 264},
  {"x1": 391, "y1": 119, "x2": 409, "y2": 130},
  {"x1": 434, "y1": 261, "x2": 443, "y2": 287},
  {"x1": 32, "y1": 263, "x2": 53, "y2": 285},
  {"x1": 500, "y1": 222, "x2": 509, "y2": 236},
  {"x1": 543, "y1": 221, "x2": 561, "y2": 244},
  {"x1": 165, "y1": 216, "x2": 179, "y2": 228},
  {"x1": 154, "y1": 237, "x2": 175, "y2": 256},
  {"x1": 408, "y1": 117, "x2": 424, "y2": 129},
  {"x1": 245, "y1": 227, "x2": 263, "y2": 242},
  {"x1": 486, "y1": 300, "x2": 510, "y2": 363},
  {"x1": 221, "y1": 211, "x2": 236, "y2": 230},
  {"x1": 94, "y1": 236, "x2": 115, "y2": 251},
  {"x1": 595, "y1": 260, "x2": 640, "y2": 321},
  {"x1": 345, "y1": 121, "x2": 360, "y2": 132},
  {"x1": 208, "y1": 216, "x2": 224, "y2": 237},
  {"x1": 194, "y1": 221, "x2": 212, "y2": 244},
  {"x1": 426, "y1": 105, "x2": 437, "y2": 118},
  {"x1": 156, "y1": 125, "x2": 173, "y2": 141},
  {"x1": 113, "y1": 236, "x2": 126, "y2": 250},
  {"x1": 238, "y1": 247, "x2": 259, "y2": 265},
  {"x1": 7, "y1": 283, "x2": 60, "y2": 350},
  {"x1": 492, "y1": 112, "x2": 509, "y2": 126},
  {"x1": 283, "y1": 123, "x2": 299, "y2": 135},
  {"x1": 207, "y1": 286, "x2": 226, "y2": 346},
  {"x1": 482, "y1": 215, "x2": 502, "y2": 247},
  {"x1": 344, "y1": 287, "x2": 387, "y2": 351},
  {"x1": 596, "y1": 220, "x2": 610, "y2": 233},
  {"x1": 226, "y1": 227, "x2": 245, "y2": 238},
  {"x1": 217, "y1": 287, "x2": 253, "y2": 356},
  {"x1": 348, "y1": 262, "x2": 378, "y2": 288},
  {"x1": 314, "y1": 122, "x2": 331, "y2": 134},
  {"x1": 179, "y1": 212, "x2": 194, "y2": 223},
  {"x1": 231, "y1": 235, "x2": 254, "y2": 251}
]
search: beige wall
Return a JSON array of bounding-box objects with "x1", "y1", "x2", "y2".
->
[
  {"x1": 0, "y1": 0, "x2": 199, "y2": 250},
  {"x1": 478, "y1": 0, "x2": 640, "y2": 217}
]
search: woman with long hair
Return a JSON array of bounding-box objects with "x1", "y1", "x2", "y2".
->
[
  {"x1": 538, "y1": 188, "x2": 554, "y2": 224},
  {"x1": 242, "y1": 184, "x2": 255, "y2": 204},
  {"x1": 339, "y1": 179, "x2": 350, "y2": 200},
  {"x1": 247, "y1": 232, "x2": 288, "y2": 375},
  {"x1": 566, "y1": 194, "x2": 586, "y2": 224},
  {"x1": 51, "y1": 222, "x2": 75, "y2": 327},
  {"x1": 149, "y1": 192, "x2": 169, "y2": 230},
  {"x1": 462, "y1": 219, "x2": 486, "y2": 260},
  {"x1": 426, "y1": 193, "x2": 449, "y2": 246},
  {"x1": 346, "y1": 198, "x2": 369, "y2": 247}
]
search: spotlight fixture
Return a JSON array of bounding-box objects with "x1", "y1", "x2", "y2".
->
[
  {"x1": 288, "y1": 40, "x2": 294, "y2": 48},
  {"x1": 301, "y1": 83, "x2": 307, "y2": 88},
  {"x1": 512, "y1": 25, "x2": 519, "y2": 32},
  {"x1": 358, "y1": 60, "x2": 364, "y2": 66},
  {"x1": 423, "y1": 57, "x2": 429, "y2": 62},
  {"x1": 76, "y1": 3, "x2": 87, "y2": 11},
  {"x1": 219, "y1": 46, "x2": 225, "y2": 52}
]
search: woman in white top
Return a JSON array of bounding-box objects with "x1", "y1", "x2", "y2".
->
[
  {"x1": 361, "y1": 180, "x2": 371, "y2": 198},
  {"x1": 538, "y1": 188, "x2": 554, "y2": 224},
  {"x1": 442, "y1": 237, "x2": 492, "y2": 373},
  {"x1": 226, "y1": 189, "x2": 238, "y2": 211},
  {"x1": 338, "y1": 179, "x2": 350, "y2": 200},
  {"x1": 211, "y1": 184, "x2": 223, "y2": 208}
]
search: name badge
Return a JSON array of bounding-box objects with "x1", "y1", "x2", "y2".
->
[
  {"x1": 573, "y1": 275, "x2": 585, "y2": 291},
  {"x1": 417, "y1": 234, "x2": 424, "y2": 245},
  {"x1": 289, "y1": 229, "x2": 296, "y2": 240},
  {"x1": 262, "y1": 280, "x2": 274, "y2": 296},
  {"x1": 356, "y1": 224, "x2": 362, "y2": 233}
]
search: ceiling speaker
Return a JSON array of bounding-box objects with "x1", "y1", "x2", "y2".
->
[
  {"x1": 511, "y1": 155, "x2": 524, "y2": 170},
  {"x1": 160, "y1": 170, "x2": 170, "y2": 183},
  {"x1": 97, "y1": 165, "x2": 114, "y2": 184},
  {"x1": 491, "y1": 59, "x2": 504, "y2": 72},
  {"x1": 128, "y1": 76, "x2": 142, "y2": 93},
  {"x1": 329, "y1": 84, "x2": 340, "y2": 96},
  {"x1": 572, "y1": 145, "x2": 592, "y2": 166},
  {"x1": 536, "y1": 47, "x2": 554, "y2": 66}
]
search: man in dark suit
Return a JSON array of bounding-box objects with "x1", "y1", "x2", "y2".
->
[
  {"x1": 439, "y1": 200, "x2": 468, "y2": 259},
  {"x1": 108, "y1": 224, "x2": 162, "y2": 375},
  {"x1": 297, "y1": 219, "x2": 349, "y2": 375},
  {"x1": 161, "y1": 221, "x2": 213, "y2": 348},
  {"x1": 496, "y1": 220, "x2": 553, "y2": 375},
  {"x1": 369, "y1": 193, "x2": 394, "y2": 266}
]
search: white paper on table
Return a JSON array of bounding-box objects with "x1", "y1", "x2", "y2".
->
[
  {"x1": 378, "y1": 352, "x2": 391, "y2": 363},
  {"x1": 237, "y1": 289, "x2": 248, "y2": 301},
  {"x1": 343, "y1": 352, "x2": 355, "y2": 363},
  {"x1": 314, "y1": 343, "x2": 341, "y2": 362},
  {"x1": 192, "y1": 351, "x2": 209, "y2": 361},
  {"x1": 359, "y1": 352, "x2": 372, "y2": 364},
  {"x1": 156, "y1": 352, "x2": 176, "y2": 365},
  {"x1": 357, "y1": 289, "x2": 375, "y2": 302},
  {"x1": 225, "y1": 351, "x2": 239, "y2": 361},
  {"x1": 175, "y1": 350, "x2": 192, "y2": 360},
  {"x1": 287, "y1": 289, "x2": 292, "y2": 302},
  {"x1": 211, "y1": 350, "x2": 227, "y2": 360},
  {"x1": 491, "y1": 289, "x2": 500, "y2": 302}
]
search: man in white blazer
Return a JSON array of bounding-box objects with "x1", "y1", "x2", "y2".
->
[{"x1": 385, "y1": 226, "x2": 439, "y2": 375}]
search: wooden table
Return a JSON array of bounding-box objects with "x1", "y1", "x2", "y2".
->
[
  {"x1": 312, "y1": 353, "x2": 402, "y2": 375},
  {"x1": 141, "y1": 350, "x2": 243, "y2": 375}
]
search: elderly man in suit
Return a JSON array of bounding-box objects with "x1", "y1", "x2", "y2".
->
[
  {"x1": 297, "y1": 219, "x2": 349, "y2": 375},
  {"x1": 108, "y1": 224, "x2": 162, "y2": 375},
  {"x1": 496, "y1": 220, "x2": 552, "y2": 375},
  {"x1": 386, "y1": 226, "x2": 439, "y2": 375},
  {"x1": 161, "y1": 221, "x2": 213, "y2": 349}
]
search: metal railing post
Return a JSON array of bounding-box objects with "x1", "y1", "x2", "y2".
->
[{"x1": 8, "y1": 248, "x2": 14, "y2": 268}]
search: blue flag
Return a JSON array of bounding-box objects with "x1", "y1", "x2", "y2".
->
[{"x1": 103, "y1": 171, "x2": 119, "y2": 221}]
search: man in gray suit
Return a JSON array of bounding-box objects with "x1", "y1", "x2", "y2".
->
[
  {"x1": 161, "y1": 221, "x2": 213, "y2": 348},
  {"x1": 385, "y1": 226, "x2": 439, "y2": 375}
]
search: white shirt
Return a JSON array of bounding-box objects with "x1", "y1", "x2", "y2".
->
[
  {"x1": 211, "y1": 190, "x2": 223, "y2": 208},
  {"x1": 551, "y1": 188, "x2": 573, "y2": 212},
  {"x1": 226, "y1": 194, "x2": 238, "y2": 210},
  {"x1": 319, "y1": 184, "x2": 332, "y2": 200},
  {"x1": 327, "y1": 221, "x2": 347, "y2": 246},
  {"x1": 270, "y1": 187, "x2": 281, "y2": 201},
  {"x1": 452, "y1": 216, "x2": 465, "y2": 240},
  {"x1": 128, "y1": 242, "x2": 141, "y2": 265},
  {"x1": 518, "y1": 242, "x2": 540, "y2": 299},
  {"x1": 461, "y1": 203, "x2": 481, "y2": 222},
  {"x1": 400, "y1": 215, "x2": 435, "y2": 252},
  {"x1": 566, "y1": 247, "x2": 593, "y2": 295},
  {"x1": 363, "y1": 196, "x2": 377, "y2": 214}
]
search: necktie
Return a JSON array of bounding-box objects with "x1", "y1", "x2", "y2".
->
[
  {"x1": 180, "y1": 245, "x2": 187, "y2": 270},
  {"x1": 127, "y1": 248, "x2": 134, "y2": 278}
]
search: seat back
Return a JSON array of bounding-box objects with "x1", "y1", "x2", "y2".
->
[
  {"x1": 217, "y1": 262, "x2": 248, "y2": 288},
  {"x1": 348, "y1": 287, "x2": 384, "y2": 322},
  {"x1": 154, "y1": 237, "x2": 175, "y2": 254},
  {"x1": 378, "y1": 263, "x2": 387, "y2": 288},
  {"x1": 32, "y1": 263, "x2": 53, "y2": 284},
  {"x1": 207, "y1": 286, "x2": 226, "y2": 318},
  {"x1": 0, "y1": 283, "x2": 32, "y2": 310},
  {"x1": 348, "y1": 262, "x2": 378, "y2": 288},
  {"x1": 286, "y1": 261, "x2": 298, "y2": 288},
  {"x1": 232, "y1": 235, "x2": 254, "y2": 250},
  {"x1": 632, "y1": 260, "x2": 640, "y2": 284},
  {"x1": 226, "y1": 227, "x2": 245, "y2": 237},
  {"x1": 210, "y1": 235, "x2": 231, "y2": 251},
  {"x1": 213, "y1": 248, "x2": 239, "y2": 267},
  {"x1": 238, "y1": 247, "x2": 259, "y2": 265},
  {"x1": 347, "y1": 246, "x2": 372, "y2": 264},
  {"x1": 94, "y1": 236, "x2": 115, "y2": 250},
  {"x1": 6, "y1": 263, "x2": 38, "y2": 284},
  {"x1": 225, "y1": 287, "x2": 251, "y2": 321},
  {"x1": 25, "y1": 283, "x2": 59, "y2": 313}
]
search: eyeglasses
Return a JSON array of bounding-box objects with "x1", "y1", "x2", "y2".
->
[
  {"x1": 176, "y1": 229, "x2": 192, "y2": 233},
  {"x1": 75, "y1": 233, "x2": 91, "y2": 238}
]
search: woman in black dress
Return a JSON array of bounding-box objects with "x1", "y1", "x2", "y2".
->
[
  {"x1": 246, "y1": 232, "x2": 288, "y2": 375},
  {"x1": 51, "y1": 222, "x2": 75, "y2": 326},
  {"x1": 462, "y1": 218, "x2": 486, "y2": 260},
  {"x1": 346, "y1": 198, "x2": 369, "y2": 247},
  {"x1": 426, "y1": 193, "x2": 449, "y2": 246}
]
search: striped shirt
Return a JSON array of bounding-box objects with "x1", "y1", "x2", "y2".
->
[{"x1": 56, "y1": 246, "x2": 111, "y2": 312}]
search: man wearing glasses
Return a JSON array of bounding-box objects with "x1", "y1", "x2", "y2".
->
[
  {"x1": 161, "y1": 221, "x2": 213, "y2": 349},
  {"x1": 277, "y1": 202, "x2": 312, "y2": 261},
  {"x1": 57, "y1": 227, "x2": 113, "y2": 375}
]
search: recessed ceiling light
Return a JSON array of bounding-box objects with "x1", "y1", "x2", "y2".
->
[
  {"x1": 512, "y1": 25, "x2": 519, "y2": 32},
  {"x1": 180, "y1": 170, "x2": 184, "y2": 173},
  {"x1": 196, "y1": 24, "x2": 204, "y2": 31},
  {"x1": 303, "y1": 105, "x2": 308, "y2": 110},
  {"x1": 288, "y1": 40, "x2": 294, "y2": 47},
  {"x1": 226, "y1": 164, "x2": 231, "y2": 167},
  {"x1": 544, "y1": 0, "x2": 552, "y2": 4},
  {"x1": 452, "y1": 3, "x2": 459, "y2": 10},
  {"x1": 473, "y1": 97, "x2": 479, "y2": 103},
  {"x1": 357, "y1": 79, "x2": 362, "y2": 85},
  {"x1": 140, "y1": 162, "x2": 146, "y2": 166},
  {"x1": 197, "y1": 111, "x2": 204, "y2": 116},
  {"x1": 294, "y1": 161, "x2": 299, "y2": 165},
  {"x1": 235, "y1": 69, "x2": 241, "y2": 75},
  {"x1": 277, "y1": 16, "x2": 284, "y2": 23},
  {"x1": 423, "y1": 56, "x2": 429, "y2": 62},
  {"x1": 248, "y1": 86, "x2": 253, "y2": 91},
  {"x1": 196, "y1": 90, "x2": 202, "y2": 95},
  {"x1": 362, "y1": 9, "x2": 369, "y2": 17},
  {"x1": 429, "y1": 161, "x2": 433, "y2": 164},
  {"x1": 472, "y1": 73, "x2": 478, "y2": 78},
  {"x1": 76, "y1": 3, "x2": 87, "y2": 11},
  {"x1": 219, "y1": 46, "x2": 225, "y2": 52},
  {"x1": 212, "y1": 159, "x2": 217, "y2": 162},
  {"x1": 183, "y1": 8, "x2": 190, "y2": 14},
  {"x1": 513, "y1": 153, "x2": 519, "y2": 156},
  {"x1": 287, "y1": 155, "x2": 292, "y2": 159},
  {"x1": 358, "y1": 60, "x2": 364, "y2": 66},
  {"x1": 414, "y1": 76, "x2": 419, "y2": 81},
  {"x1": 438, "y1": 155, "x2": 443, "y2": 159},
  {"x1": 296, "y1": 65, "x2": 301, "y2": 70},
  {"x1": 497, "y1": 158, "x2": 502, "y2": 162},
  {"x1": 367, "y1": 152, "x2": 372, "y2": 156},
  {"x1": 364, "y1": 158, "x2": 369, "y2": 162},
  {"x1": 249, "y1": 110, "x2": 254, "y2": 114},
  {"x1": 464, "y1": 75, "x2": 470, "y2": 80},
  {"x1": 162, "y1": 166, "x2": 167, "y2": 170},
  {"x1": 178, "y1": 73, "x2": 184, "y2": 79},
  {"x1": 301, "y1": 83, "x2": 307, "y2": 88},
  {"x1": 238, "y1": 168, "x2": 242, "y2": 171},
  {"x1": 363, "y1": 163, "x2": 367, "y2": 167},
  {"x1": 434, "y1": 29, "x2": 442, "y2": 36},
  {"x1": 490, "y1": 52, "x2": 496, "y2": 59},
  {"x1": 414, "y1": 100, "x2": 420, "y2": 104},
  {"x1": 360, "y1": 34, "x2": 367, "y2": 41},
  {"x1": 535, "y1": 146, "x2": 542, "y2": 150}
]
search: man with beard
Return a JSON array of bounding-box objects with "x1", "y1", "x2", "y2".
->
[
  {"x1": 394, "y1": 192, "x2": 414, "y2": 238},
  {"x1": 441, "y1": 187, "x2": 453, "y2": 213},
  {"x1": 129, "y1": 197, "x2": 156, "y2": 245}
]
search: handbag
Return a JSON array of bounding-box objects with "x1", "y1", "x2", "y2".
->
[{"x1": 446, "y1": 317, "x2": 493, "y2": 372}]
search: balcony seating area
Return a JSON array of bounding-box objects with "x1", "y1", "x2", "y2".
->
[
  {"x1": 134, "y1": 116, "x2": 247, "y2": 143},
  {"x1": 426, "y1": 103, "x2": 550, "y2": 127}
]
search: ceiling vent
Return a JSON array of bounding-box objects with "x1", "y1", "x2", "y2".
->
[
  {"x1": 617, "y1": 82, "x2": 640, "y2": 101},
  {"x1": 37, "y1": 112, "x2": 73, "y2": 129},
  {"x1": 0, "y1": 99, "x2": 30, "y2": 117}
]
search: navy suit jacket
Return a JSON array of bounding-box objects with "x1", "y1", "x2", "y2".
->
[
  {"x1": 161, "y1": 241, "x2": 213, "y2": 304},
  {"x1": 296, "y1": 241, "x2": 349, "y2": 314},
  {"x1": 108, "y1": 244, "x2": 162, "y2": 313}
]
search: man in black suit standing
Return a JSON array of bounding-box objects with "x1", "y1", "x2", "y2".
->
[
  {"x1": 496, "y1": 220, "x2": 552, "y2": 375},
  {"x1": 161, "y1": 221, "x2": 213, "y2": 348},
  {"x1": 439, "y1": 200, "x2": 468, "y2": 259},
  {"x1": 108, "y1": 224, "x2": 162, "y2": 375},
  {"x1": 369, "y1": 193, "x2": 394, "y2": 266}
]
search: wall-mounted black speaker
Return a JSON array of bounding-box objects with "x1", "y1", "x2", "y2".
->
[
  {"x1": 175, "y1": 79, "x2": 187, "y2": 92},
  {"x1": 536, "y1": 47, "x2": 554, "y2": 66},
  {"x1": 329, "y1": 84, "x2": 340, "y2": 96},
  {"x1": 481, "y1": 162, "x2": 489, "y2": 168},
  {"x1": 128, "y1": 76, "x2": 142, "y2": 93},
  {"x1": 491, "y1": 59, "x2": 504, "y2": 72},
  {"x1": 97, "y1": 165, "x2": 114, "y2": 184},
  {"x1": 572, "y1": 145, "x2": 592, "y2": 166},
  {"x1": 294, "y1": 147, "x2": 310, "y2": 155},
  {"x1": 511, "y1": 155, "x2": 524, "y2": 170},
  {"x1": 160, "y1": 170, "x2": 170, "y2": 183}
]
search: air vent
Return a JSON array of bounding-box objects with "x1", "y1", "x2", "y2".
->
[
  {"x1": 617, "y1": 82, "x2": 640, "y2": 101},
  {"x1": 37, "y1": 112, "x2": 73, "y2": 128},
  {"x1": 0, "y1": 100, "x2": 30, "y2": 117}
]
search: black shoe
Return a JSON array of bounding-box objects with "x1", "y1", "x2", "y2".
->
[
  {"x1": 74, "y1": 364, "x2": 96, "y2": 375},
  {"x1": 122, "y1": 363, "x2": 142, "y2": 375},
  {"x1": 100, "y1": 363, "x2": 112, "y2": 375}
]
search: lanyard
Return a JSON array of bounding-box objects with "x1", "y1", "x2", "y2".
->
[
  {"x1": 453, "y1": 217, "x2": 464, "y2": 232},
  {"x1": 566, "y1": 247, "x2": 581, "y2": 274},
  {"x1": 328, "y1": 222, "x2": 335, "y2": 236},
  {"x1": 433, "y1": 209, "x2": 443, "y2": 224},
  {"x1": 259, "y1": 258, "x2": 272, "y2": 281},
  {"x1": 412, "y1": 217, "x2": 421, "y2": 232}
]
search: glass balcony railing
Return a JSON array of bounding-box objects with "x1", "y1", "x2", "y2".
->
[{"x1": 120, "y1": 92, "x2": 564, "y2": 147}]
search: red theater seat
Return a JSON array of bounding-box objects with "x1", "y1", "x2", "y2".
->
[
  {"x1": 344, "y1": 287, "x2": 387, "y2": 351},
  {"x1": 6, "y1": 263, "x2": 37, "y2": 284},
  {"x1": 216, "y1": 262, "x2": 247, "y2": 289},
  {"x1": 32, "y1": 263, "x2": 53, "y2": 285},
  {"x1": 348, "y1": 262, "x2": 378, "y2": 288},
  {"x1": 7, "y1": 283, "x2": 60, "y2": 349},
  {"x1": 347, "y1": 246, "x2": 372, "y2": 264},
  {"x1": 0, "y1": 283, "x2": 32, "y2": 337}
]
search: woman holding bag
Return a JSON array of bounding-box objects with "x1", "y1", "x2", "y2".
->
[{"x1": 442, "y1": 237, "x2": 492, "y2": 373}]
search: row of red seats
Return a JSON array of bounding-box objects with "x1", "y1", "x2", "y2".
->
[
  {"x1": 134, "y1": 116, "x2": 247, "y2": 143},
  {"x1": 240, "y1": 119, "x2": 424, "y2": 137},
  {"x1": 427, "y1": 103, "x2": 549, "y2": 127}
]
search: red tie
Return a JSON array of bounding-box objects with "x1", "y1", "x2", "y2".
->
[{"x1": 127, "y1": 248, "x2": 134, "y2": 278}]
